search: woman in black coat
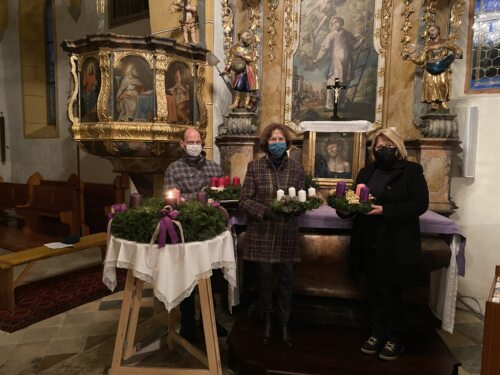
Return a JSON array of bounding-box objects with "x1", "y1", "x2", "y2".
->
[{"x1": 347, "y1": 128, "x2": 429, "y2": 361}]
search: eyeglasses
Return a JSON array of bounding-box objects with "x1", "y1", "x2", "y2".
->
[{"x1": 268, "y1": 136, "x2": 286, "y2": 143}]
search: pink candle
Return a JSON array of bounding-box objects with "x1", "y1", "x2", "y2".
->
[
  {"x1": 355, "y1": 183, "x2": 366, "y2": 198},
  {"x1": 335, "y1": 182, "x2": 346, "y2": 197},
  {"x1": 130, "y1": 192, "x2": 142, "y2": 208},
  {"x1": 197, "y1": 191, "x2": 208, "y2": 204},
  {"x1": 210, "y1": 177, "x2": 218, "y2": 187},
  {"x1": 359, "y1": 186, "x2": 370, "y2": 202},
  {"x1": 218, "y1": 177, "x2": 226, "y2": 188},
  {"x1": 164, "y1": 190, "x2": 177, "y2": 209},
  {"x1": 232, "y1": 177, "x2": 240, "y2": 186},
  {"x1": 224, "y1": 175, "x2": 231, "y2": 186}
]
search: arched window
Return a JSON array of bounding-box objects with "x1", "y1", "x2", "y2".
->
[{"x1": 44, "y1": 0, "x2": 56, "y2": 125}]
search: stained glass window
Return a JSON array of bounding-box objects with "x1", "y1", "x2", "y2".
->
[{"x1": 467, "y1": 0, "x2": 500, "y2": 92}]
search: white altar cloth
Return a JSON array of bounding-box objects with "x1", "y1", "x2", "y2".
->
[{"x1": 103, "y1": 230, "x2": 237, "y2": 312}]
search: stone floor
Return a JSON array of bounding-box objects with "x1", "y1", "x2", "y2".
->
[{"x1": 0, "y1": 247, "x2": 483, "y2": 375}]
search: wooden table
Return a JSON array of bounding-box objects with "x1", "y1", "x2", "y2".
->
[{"x1": 103, "y1": 231, "x2": 237, "y2": 375}]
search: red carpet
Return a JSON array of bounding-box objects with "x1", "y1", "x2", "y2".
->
[{"x1": 0, "y1": 265, "x2": 127, "y2": 333}]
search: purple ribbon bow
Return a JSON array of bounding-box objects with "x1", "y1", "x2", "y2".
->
[
  {"x1": 158, "y1": 208, "x2": 180, "y2": 248},
  {"x1": 108, "y1": 203, "x2": 128, "y2": 221}
]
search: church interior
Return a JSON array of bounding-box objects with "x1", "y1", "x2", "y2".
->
[{"x1": 1, "y1": 0, "x2": 500, "y2": 374}]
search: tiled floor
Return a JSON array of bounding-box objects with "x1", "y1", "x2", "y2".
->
[{"x1": 0, "y1": 247, "x2": 483, "y2": 375}]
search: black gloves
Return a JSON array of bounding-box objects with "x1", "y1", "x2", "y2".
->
[{"x1": 264, "y1": 208, "x2": 285, "y2": 222}]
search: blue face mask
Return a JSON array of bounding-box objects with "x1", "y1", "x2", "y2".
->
[{"x1": 268, "y1": 142, "x2": 287, "y2": 158}]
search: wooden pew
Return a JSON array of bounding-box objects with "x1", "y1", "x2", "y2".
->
[
  {"x1": 16, "y1": 174, "x2": 82, "y2": 236},
  {"x1": 0, "y1": 232, "x2": 107, "y2": 312},
  {"x1": 0, "y1": 173, "x2": 39, "y2": 224},
  {"x1": 83, "y1": 175, "x2": 129, "y2": 233}
]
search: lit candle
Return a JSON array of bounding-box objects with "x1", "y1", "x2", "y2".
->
[
  {"x1": 307, "y1": 187, "x2": 316, "y2": 197},
  {"x1": 164, "y1": 190, "x2": 177, "y2": 209},
  {"x1": 224, "y1": 175, "x2": 231, "y2": 186},
  {"x1": 232, "y1": 177, "x2": 241, "y2": 186},
  {"x1": 355, "y1": 183, "x2": 365, "y2": 198},
  {"x1": 336, "y1": 182, "x2": 346, "y2": 197},
  {"x1": 197, "y1": 191, "x2": 208, "y2": 204},
  {"x1": 210, "y1": 177, "x2": 218, "y2": 187},
  {"x1": 288, "y1": 187, "x2": 296, "y2": 198},
  {"x1": 218, "y1": 177, "x2": 226, "y2": 188},
  {"x1": 277, "y1": 189, "x2": 285, "y2": 200},
  {"x1": 359, "y1": 186, "x2": 370, "y2": 202},
  {"x1": 298, "y1": 190, "x2": 307, "y2": 202}
]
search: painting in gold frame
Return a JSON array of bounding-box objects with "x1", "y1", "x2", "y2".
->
[{"x1": 303, "y1": 130, "x2": 366, "y2": 189}]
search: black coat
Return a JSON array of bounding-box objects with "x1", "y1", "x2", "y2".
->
[{"x1": 349, "y1": 159, "x2": 429, "y2": 285}]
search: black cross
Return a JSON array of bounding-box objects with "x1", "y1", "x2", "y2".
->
[{"x1": 326, "y1": 78, "x2": 346, "y2": 121}]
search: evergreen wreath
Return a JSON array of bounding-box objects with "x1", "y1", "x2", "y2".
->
[
  {"x1": 110, "y1": 198, "x2": 227, "y2": 243},
  {"x1": 204, "y1": 185, "x2": 241, "y2": 201},
  {"x1": 327, "y1": 190, "x2": 374, "y2": 215},
  {"x1": 271, "y1": 196, "x2": 323, "y2": 217}
]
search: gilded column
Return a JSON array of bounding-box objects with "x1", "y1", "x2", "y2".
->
[{"x1": 204, "y1": 0, "x2": 215, "y2": 160}]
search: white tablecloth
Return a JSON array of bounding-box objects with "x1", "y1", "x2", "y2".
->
[{"x1": 103, "y1": 230, "x2": 238, "y2": 312}]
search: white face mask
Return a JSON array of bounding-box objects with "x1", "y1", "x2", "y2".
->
[{"x1": 185, "y1": 144, "x2": 202, "y2": 157}]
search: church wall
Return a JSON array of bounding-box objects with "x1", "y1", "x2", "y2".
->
[
  {"x1": 0, "y1": 1, "x2": 150, "y2": 185},
  {"x1": 449, "y1": 0, "x2": 500, "y2": 309}
]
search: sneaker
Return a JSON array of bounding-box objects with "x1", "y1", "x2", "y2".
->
[
  {"x1": 360, "y1": 336, "x2": 385, "y2": 355},
  {"x1": 378, "y1": 340, "x2": 404, "y2": 361}
]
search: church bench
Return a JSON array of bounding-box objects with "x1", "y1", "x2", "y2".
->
[
  {"x1": 0, "y1": 232, "x2": 107, "y2": 312},
  {"x1": 16, "y1": 177, "x2": 81, "y2": 236}
]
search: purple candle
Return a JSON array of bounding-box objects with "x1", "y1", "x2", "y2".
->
[
  {"x1": 197, "y1": 191, "x2": 208, "y2": 205},
  {"x1": 359, "y1": 186, "x2": 370, "y2": 202},
  {"x1": 335, "y1": 182, "x2": 346, "y2": 197},
  {"x1": 130, "y1": 192, "x2": 142, "y2": 208}
]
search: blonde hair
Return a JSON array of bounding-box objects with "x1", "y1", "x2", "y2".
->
[{"x1": 370, "y1": 128, "x2": 408, "y2": 161}]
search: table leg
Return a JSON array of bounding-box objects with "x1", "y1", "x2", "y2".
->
[
  {"x1": 197, "y1": 277, "x2": 223, "y2": 375},
  {"x1": 123, "y1": 279, "x2": 144, "y2": 360},
  {"x1": 110, "y1": 269, "x2": 136, "y2": 373},
  {"x1": 0, "y1": 266, "x2": 14, "y2": 312}
]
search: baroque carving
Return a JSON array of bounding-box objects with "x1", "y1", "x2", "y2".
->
[
  {"x1": 266, "y1": 0, "x2": 279, "y2": 62},
  {"x1": 196, "y1": 65, "x2": 208, "y2": 129},
  {"x1": 283, "y1": 0, "x2": 297, "y2": 56},
  {"x1": 67, "y1": 55, "x2": 79, "y2": 126},
  {"x1": 221, "y1": 0, "x2": 234, "y2": 61},
  {"x1": 155, "y1": 51, "x2": 169, "y2": 122},
  {"x1": 97, "y1": 48, "x2": 111, "y2": 122}
]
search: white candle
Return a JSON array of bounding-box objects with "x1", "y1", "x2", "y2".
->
[
  {"x1": 308, "y1": 187, "x2": 316, "y2": 197},
  {"x1": 288, "y1": 187, "x2": 296, "y2": 198},
  {"x1": 277, "y1": 189, "x2": 285, "y2": 200},
  {"x1": 298, "y1": 190, "x2": 307, "y2": 202}
]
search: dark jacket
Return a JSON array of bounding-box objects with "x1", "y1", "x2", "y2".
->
[
  {"x1": 349, "y1": 159, "x2": 429, "y2": 285},
  {"x1": 240, "y1": 156, "x2": 305, "y2": 263}
]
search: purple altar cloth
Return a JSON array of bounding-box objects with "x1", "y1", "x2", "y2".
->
[{"x1": 230, "y1": 205, "x2": 466, "y2": 276}]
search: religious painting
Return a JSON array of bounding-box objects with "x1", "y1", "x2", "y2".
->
[
  {"x1": 165, "y1": 61, "x2": 195, "y2": 124},
  {"x1": 79, "y1": 57, "x2": 100, "y2": 122},
  {"x1": 465, "y1": 0, "x2": 500, "y2": 93},
  {"x1": 303, "y1": 129, "x2": 366, "y2": 189},
  {"x1": 113, "y1": 55, "x2": 155, "y2": 122},
  {"x1": 287, "y1": 0, "x2": 384, "y2": 130}
]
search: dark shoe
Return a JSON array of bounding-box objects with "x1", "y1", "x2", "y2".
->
[
  {"x1": 280, "y1": 323, "x2": 293, "y2": 349},
  {"x1": 262, "y1": 317, "x2": 272, "y2": 345},
  {"x1": 216, "y1": 322, "x2": 228, "y2": 337},
  {"x1": 360, "y1": 336, "x2": 385, "y2": 355},
  {"x1": 378, "y1": 340, "x2": 404, "y2": 361}
]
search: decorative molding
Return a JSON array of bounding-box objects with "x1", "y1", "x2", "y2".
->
[
  {"x1": 283, "y1": 0, "x2": 297, "y2": 56},
  {"x1": 112, "y1": 51, "x2": 155, "y2": 69},
  {"x1": 400, "y1": 0, "x2": 415, "y2": 58},
  {"x1": 97, "y1": 48, "x2": 112, "y2": 122},
  {"x1": 377, "y1": 0, "x2": 393, "y2": 55},
  {"x1": 196, "y1": 65, "x2": 208, "y2": 130},
  {"x1": 154, "y1": 51, "x2": 169, "y2": 122},
  {"x1": 266, "y1": 0, "x2": 279, "y2": 62},
  {"x1": 221, "y1": 0, "x2": 234, "y2": 61},
  {"x1": 67, "y1": 55, "x2": 79, "y2": 127},
  {"x1": 448, "y1": 0, "x2": 466, "y2": 44}
]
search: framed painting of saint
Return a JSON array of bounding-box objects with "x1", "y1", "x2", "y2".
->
[
  {"x1": 165, "y1": 62, "x2": 195, "y2": 124},
  {"x1": 284, "y1": 0, "x2": 386, "y2": 132},
  {"x1": 79, "y1": 57, "x2": 101, "y2": 122},
  {"x1": 112, "y1": 55, "x2": 155, "y2": 122}
]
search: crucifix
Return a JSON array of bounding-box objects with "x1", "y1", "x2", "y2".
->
[{"x1": 326, "y1": 78, "x2": 346, "y2": 121}]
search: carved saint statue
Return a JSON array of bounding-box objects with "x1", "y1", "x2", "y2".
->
[
  {"x1": 403, "y1": 25, "x2": 463, "y2": 111},
  {"x1": 170, "y1": 0, "x2": 198, "y2": 44},
  {"x1": 221, "y1": 30, "x2": 259, "y2": 111}
]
